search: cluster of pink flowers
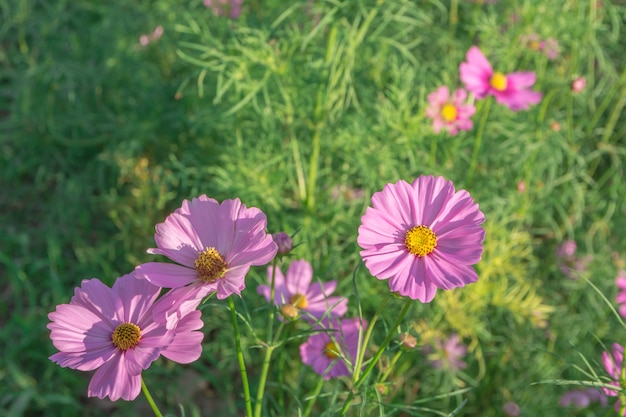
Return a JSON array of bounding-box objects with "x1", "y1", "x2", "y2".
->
[
  {"x1": 49, "y1": 173, "x2": 486, "y2": 399},
  {"x1": 520, "y1": 33, "x2": 560, "y2": 60},
  {"x1": 426, "y1": 45, "x2": 543, "y2": 135},
  {"x1": 204, "y1": 0, "x2": 244, "y2": 19},
  {"x1": 555, "y1": 239, "x2": 592, "y2": 280}
]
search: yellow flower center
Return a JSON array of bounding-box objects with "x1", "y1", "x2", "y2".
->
[
  {"x1": 405, "y1": 226, "x2": 437, "y2": 257},
  {"x1": 194, "y1": 247, "x2": 228, "y2": 282},
  {"x1": 441, "y1": 104, "x2": 458, "y2": 122},
  {"x1": 111, "y1": 323, "x2": 141, "y2": 350},
  {"x1": 290, "y1": 293, "x2": 308, "y2": 309},
  {"x1": 490, "y1": 71, "x2": 507, "y2": 91},
  {"x1": 324, "y1": 341, "x2": 342, "y2": 359},
  {"x1": 528, "y1": 40, "x2": 541, "y2": 51}
]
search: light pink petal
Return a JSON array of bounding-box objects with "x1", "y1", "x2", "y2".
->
[
  {"x1": 452, "y1": 88, "x2": 468, "y2": 102},
  {"x1": 388, "y1": 257, "x2": 438, "y2": 302},
  {"x1": 152, "y1": 211, "x2": 204, "y2": 266},
  {"x1": 286, "y1": 259, "x2": 314, "y2": 296},
  {"x1": 258, "y1": 264, "x2": 288, "y2": 304},
  {"x1": 460, "y1": 47, "x2": 493, "y2": 98},
  {"x1": 161, "y1": 311, "x2": 204, "y2": 363},
  {"x1": 112, "y1": 272, "x2": 161, "y2": 324},
  {"x1": 88, "y1": 354, "x2": 142, "y2": 401},
  {"x1": 424, "y1": 252, "x2": 478, "y2": 289},
  {"x1": 151, "y1": 283, "x2": 212, "y2": 329},
  {"x1": 48, "y1": 304, "x2": 114, "y2": 353},
  {"x1": 412, "y1": 176, "x2": 456, "y2": 226},
  {"x1": 507, "y1": 71, "x2": 537, "y2": 89},
  {"x1": 70, "y1": 278, "x2": 124, "y2": 324},
  {"x1": 135, "y1": 262, "x2": 198, "y2": 288}
]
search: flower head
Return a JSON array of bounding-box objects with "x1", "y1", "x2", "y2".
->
[
  {"x1": 425, "y1": 86, "x2": 476, "y2": 135},
  {"x1": 572, "y1": 77, "x2": 587, "y2": 93},
  {"x1": 204, "y1": 0, "x2": 244, "y2": 19},
  {"x1": 427, "y1": 334, "x2": 468, "y2": 372},
  {"x1": 47, "y1": 273, "x2": 204, "y2": 401},
  {"x1": 357, "y1": 176, "x2": 485, "y2": 302},
  {"x1": 559, "y1": 388, "x2": 608, "y2": 408},
  {"x1": 502, "y1": 402, "x2": 521, "y2": 417},
  {"x1": 556, "y1": 239, "x2": 591, "y2": 279},
  {"x1": 460, "y1": 46, "x2": 542, "y2": 111},
  {"x1": 136, "y1": 196, "x2": 277, "y2": 308},
  {"x1": 257, "y1": 259, "x2": 348, "y2": 321},
  {"x1": 299, "y1": 318, "x2": 366, "y2": 379}
]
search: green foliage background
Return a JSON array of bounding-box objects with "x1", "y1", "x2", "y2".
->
[{"x1": 1, "y1": 0, "x2": 625, "y2": 416}]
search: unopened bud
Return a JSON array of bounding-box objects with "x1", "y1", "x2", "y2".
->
[
  {"x1": 375, "y1": 383, "x2": 389, "y2": 396},
  {"x1": 272, "y1": 232, "x2": 293, "y2": 256},
  {"x1": 280, "y1": 304, "x2": 299, "y2": 320},
  {"x1": 400, "y1": 333, "x2": 417, "y2": 349}
]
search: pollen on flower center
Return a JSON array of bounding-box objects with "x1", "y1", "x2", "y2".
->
[
  {"x1": 195, "y1": 247, "x2": 228, "y2": 282},
  {"x1": 490, "y1": 71, "x2": 508, "y2": 91},
  {"x1": 405, "y1": 225, "x2": 437, "y2": 257},
  {"x1": 111, "y1": 323, "x2": 141, "y2": 350},
  {"x1": 441, "y1": 104, "x2": 458, "y2": 122},
  {"x1": 324, "y1": 341, "x2": 341, "y2": 359},
  {"x1": 290, "y1": 293, "x2": 308, "y2": 309}
]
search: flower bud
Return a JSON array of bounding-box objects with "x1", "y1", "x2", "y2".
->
[
  {"x1": 280, "y1": 304, "x2": 299, "y2": 320},
  {"x1": 272, "y1": 232, "x2": 293, "y2": 256}
]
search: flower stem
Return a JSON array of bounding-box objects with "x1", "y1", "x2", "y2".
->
[
  {"x1": 253, "y1": 260, "x2": 279, "y2": 417},
  {"x1": 141, "y1": 379, "x2": 164, "y2": 417},
  {"x1": 340, "y1": 298, "x2": 413, "y2": 416},
  {"x1": 302, "y1": 375, "x2": 325, "y2": 417},
  {"x1": 228, "y1": 296, "x2": 253, "y2": 417},
  {"x1": 467, "y1": 97, "x2": 491, "y2": 184}
]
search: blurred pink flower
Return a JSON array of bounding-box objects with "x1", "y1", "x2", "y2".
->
[
  {"x1": 616, "y1": 270, "x2": 626, "y2": 317},
  {"x1": 427, "y1": 334, "x2": 467, "y2": 372},
  {"x1": 139, "y1": 25, "x2": 164, "y2": 46},
  {"x1": 272, "y1": 231, "x2": 293, "y2": 256},
  {"x1": 460, "y1": 46, "x2": 542, "y2": 111},
  {"x1": 572, "y1": 77, "x2": 587, "y2": 93},
  {"x1": 503, "y1": 402, "x2": 521, "y2": 417},
  {"x1": 602, "y1": 343, "x2": 626, "y2": 415},
  {"x1": 136, "y1": 196, "x2": 277, "y2": 310},
  {"x1": 204, "y1": 0, "x2": 244, "y2": 19},
  {"x1": 542, "y1": 38, "x2": 560, "y2": 60},
  {"x1": 559, "y1": 388, "x2": 608, "y2": 408},
  {"x1": 299, "y1": 318, "x2": 366, "y2": 379},
  {"x1": 556, "y1": 239, "x2": 591, "y2": 279},
  {"x1": 48, "y1": 273, "x2": 204, "y2": 401},
  {"x1": 425, "y1": 86, "x2": 476, "y2": 135},
  {"x1": 357, "y1": 176, "x2": 485, "y2": 303},
  {"x1": 257, "y1": 259, "x2": 348, "y2": 321}
]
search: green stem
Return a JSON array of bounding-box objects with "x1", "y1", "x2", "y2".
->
[
  {"x1": 229, "y1": 297, "x2": 253, "y2": 417},
  {"x1": 467, "y1": 97, "x2": 492, "y2": 184},
  {"x1": 379, "y1": 349, "x2": 403, "y2": 384},
  {"x1": 141, "y1": 379, "x2": 164, "y2": 417},
  {"x1": 352, "y1": 294, "x2": 393, "y2": 383},
  {"x1": 303, "y1": 376, "x2": 326, "y2": 417},
  {"x1": 340, "y1": 298, "x2": 413, "y2": 416},
  {"x1": 253, "y1": 260, "x2": 279, "y2": 417}
]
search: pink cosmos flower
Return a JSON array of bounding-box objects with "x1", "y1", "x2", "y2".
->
[
  {"x1": 616, "y1": 270, "x2": 626, "y2": 318},
  {"x1": 426, "y1": 334, "x2": 468, "y2": 372},
  {"x1": 204, "y1": 0, "x2": 244, "y2": 19},
  {"x1": 602, "y1": 343, "x2": 626, "y2": 414},
  {"x1": 460, "y1": 46, "x2": 542, "y2": 111},
  {"x1": 425, "y1": 86, "x2": 476, "y2": 135},
  {"x1": 559, "y1": 388, "x2": 608, "y2": 408},
  {"x1": 136, "y1": 196, "x2": 277, "y2": 308},
  {"x1": 572, "y1": 77, "x2": 587, "y2": 93},
  {"x1": 556, "y1": 239, "x2": 592, "y2": 280},
  {"x1": 299, "y1": 318, "x2": 366, "y2": 380},
  {"x1": 257, "y1": 259, "x2": 348, "y2": 321},
  {"x1": 47, "y1": 273, "x2": 204, "y2": 401},
  {"x1": 357, "y1": 175, "x2": 485, "y2": 303},
  {"x1": 502, "y1": 402, "x2": 521, "y2": 417}
]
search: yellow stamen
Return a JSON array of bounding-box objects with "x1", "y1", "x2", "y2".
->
[
  {"x1": 441, "y1": 104, "x2": 458, "y2": 122},
  {"x1": 290, "y1": 293, "x2": 308, "y2": 309},
  {"x1": 405, "y1": 226, "x2": 437, "y2": 257},
  {"x1": 194, "y1": 247, "x2": 227, "y2": 282},
  {"x1": 490, "y1": 71, "x2": 508, "y2": 91},
  {"x1": 112, "y1": 323, "x2": 141, "y2": 350},
  {"x1": 324, "y1": 341, "x2": 341, "y2": 359}
]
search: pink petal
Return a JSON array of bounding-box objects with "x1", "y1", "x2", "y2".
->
[
  {"x1": 70, "y1": 278, "x2": 124, "y2": 324},
  {"x1": 285, "y1": 259, "x2": 313, "y2": 296},
  {"x1": 88, "y1": 354, "x2": 141, "y2": 401},
  {"x1": 112, "y1": 272, "x2": 161, "y2": 324},
  {"x1": 161, "y1": 311, "x2": 204, "y2": 363},
  {"x1": 135, "y1": 262, "x2": 198, "y2": 288},
  {"x1": 152, "y1": 211, "x2": 204, "y2": 266}
]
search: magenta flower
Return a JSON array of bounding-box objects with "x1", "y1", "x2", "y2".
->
[
  {"x1": 204, "y1": 0, "x2": 243, "y2": 19},
  {"x1": 257, "y1": 260, "x2": 348, "y2": 321},
  {"x1": 602, "y1": 343, "x2": 626, "y2": 414},
  {"x1": 47, "y1": 273, "x2": 204, "y2": 401},
  {"x1": 460, "y1": 46, "x2": 542, "y2": 111},
  {"x1": 136, "y1": 196, "x2": 277, "y2": 306},
  {"x1": 556, "y1": 239, "x2": 592, "y2": 279},
  {"x1": 299, "y1": 318, "x2": 366, "y2": 380},
  {"x1": 425, "y1": 86, "x2": 475, "y2": 135},
  {"x1": 559, "y1": 388, "x2": 608, "y2": 408},
  {"x1": 616, "y1": 270, "x2": 626, "y2": 318},
  {"x1": 357, "y1": 175, "x2": 485, "y2": 303},
  {"x1": 427, "y1": 334, "x2": 468, "y2": 372}
]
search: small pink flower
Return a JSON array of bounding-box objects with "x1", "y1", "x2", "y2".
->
[
  {"x1": 502, "y1": 402, "x2": 521, "y2": 417},
  {"x1": 427, "y1": 334, "x2": 468, "y2": 372},
  {"x1": 299, "y1": 318, "x2": 366, "y2": 379},
  {"x1": 358, "y1": 176, "x2": 485, "y2": 303},
  {"x1": 47, "y1": 273, "x2": 204, "y2": 401},
  {"x1": 572, "y1": 77, "x2": 587, "y2": 93},
  {"x1": 556, "y1": 240, "x2": 592, "y2": 280},
  {"x1": 139, "y1": 25, "x2": 164, "y2": 46},
  {"x1": 136, "y1": 196, "x2": 277, "y2": 311},
  {"x1": 559, "y1": 388, "x2": 608, "y2": 408},
  {"x1": 602, "y1": 343, "x2": 626, "y2": 414},
  {"x1": 616, "y1": 270, "x2": 626, "y2": 318},
  {"x1": 542, "y1": 38, "x2": 560, "y2": 60},
  {"x1": 257, "y1": 259, "x2": 348, "y2": 321},
  {"x1": 425, "y1": 86, "x2": 476, "y2": 135},
  {"x1": 460, "y1": 46, "x2": 542, "y2": 111},
  {"x1": 204, "y1": 0, "x2": 244, "y2": 19}
]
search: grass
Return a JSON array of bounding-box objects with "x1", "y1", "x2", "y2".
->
[{"x1": 1, "y1": 0, "x2": 625, "y2": 415}]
